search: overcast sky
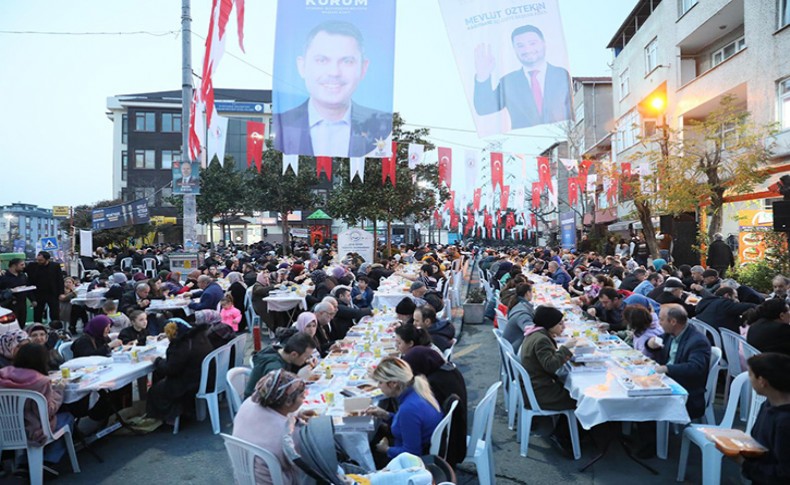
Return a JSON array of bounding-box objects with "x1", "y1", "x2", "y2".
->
[{"x1": 0, "y1": 0, "x2": 637, "y2": 209}]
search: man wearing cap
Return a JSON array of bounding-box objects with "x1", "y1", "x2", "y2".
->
[
  {"x1": 408, "y1": 281, "x2": 429, "y2": 307},
  {"x1": 648, "y1": 304, "x2": 711, "y2": 420},
  {"x1": 395, "y1": 297, "x2": 416, "y2": 326},
  {"x1": 691, "y1": 269, "x2": 722, "y2": 294},
  {"x1": 656, "y1": 277, "x2": 696, "y2": 317},
  {"x1": 706, "y1": 233, "x2": 735, "y2": 278},
  {"x1": 26, "y1": 323, "x2": 64, "y2": 369}
]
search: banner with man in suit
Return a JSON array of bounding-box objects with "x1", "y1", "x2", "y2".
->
[
  {"x1": 271, "y1": 0, "x2": 396, "y2": 159},
  {"x1": 439, "y1": 0, "x2": 572, "y2": 137},
  {"x1": 172, "y1": 160, "x2": 200, "y2": 195}
]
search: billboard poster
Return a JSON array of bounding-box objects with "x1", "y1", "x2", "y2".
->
[
  {"x1": 560, "y1": 211, "x2": 576, "y2": 250},
  {"x1": 737, "y1": 210, "x2": 773, "y2": 264},
  {"x1": 172, "y1": 160, "x2": 201, "y2": 195},
  {"x1": 271, "y1": 0, "x2": 396, "y2": 158},
  {"x1": 92, "y1": 199, "x2": 150, "y2": 230},
  {"x1": 337, "y1": 228, "x2": 375, "y2": 264},
  {"x1": 439, "y1": 0, "x2": 572, "y2": 136}
]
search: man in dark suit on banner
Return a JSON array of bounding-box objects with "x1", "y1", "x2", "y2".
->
[
  {"x1": 273, "y1": 20, "x2": 392, "y2": 158},
  {"x1": 473, "y1": 24, "x2": 572, "y2": 129}
]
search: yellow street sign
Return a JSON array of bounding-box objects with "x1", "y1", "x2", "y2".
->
[{"x1": 52, "y1": 206, "x2": 71, "y2": 218}]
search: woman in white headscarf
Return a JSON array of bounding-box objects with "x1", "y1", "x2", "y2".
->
[{"x1": 226, "y1": 271, "x2": 247, "y2": 332}]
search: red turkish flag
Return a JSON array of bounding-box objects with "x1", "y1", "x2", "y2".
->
[
  {"x1": 382, "y1": 141, "x2": 397, "y2": 186},
  {"x1": 607, "y1": 171, "x2": 619, "y2": 205},
  {"x1": 438, "y1": 147, "x2": 452, "y2": 188},
  {"x1": 496, "y1": 209, "x2": 502, "y2": 227},
  {"x1": 530, "y1": 213, "x2": 537, "y2": 228},
  {"x1": 473, "y1": 188, "x2": 482, "y2": 212},
  {"x1": 484, "y1": 210, "x2": 492, "y2": 231},
  {"x1": 506, "y1": 212, "x2": 515, "y2": 231},
  {"x1": 532, "y1": 182, "x2": 542, "y2": 209},
  {"x1": 444, "y1": 190, "x2": 456, "y2": 212},
  {"x1": 537, "y1": 156, "x2": 553, "y2": 193},
  {"x1": 568, "y1": 177, "x2": 579, "y2": 206},
  {"x1": 449, "y1": 209, "x2": 459, "y2": 230},
  {"x1": 491, "y1": 152, "x2": 504, "y2": 190},
  {"x1": 316, "y1": 156, "x2": 332, "y2": 182},
  {"x1": 434, "y1": 210, "x2": 442, "y2": 227},
  {"x1": 465, "y1": 208, "x2": 475, "y2": 235},
  {"x1": 500, "y1": 185, "x2": 510, "y2": 211},
  {"x1": 621, "y1": 163, "x2": 632, "y2": 198},
  {"x1": 578, "y1": 159, "x2": 593, "y2": 190},
  {"x1": 246, "y1": 121, "x2": 266, "y2": 172}
]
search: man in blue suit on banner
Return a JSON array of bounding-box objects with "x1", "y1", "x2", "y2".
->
[
  {"x1": 473, "y1": 24, "x2": 571, "y2": 129},
  {"x1": 273, "y1": 20, "x2": 392, "y2": 158}
]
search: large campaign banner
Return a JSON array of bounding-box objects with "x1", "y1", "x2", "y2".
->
[
  {"x1": 560, "y1": 211, "x2": 576, "y2": 250},
  {"x1": 271, "y1": 0, "x2": 396, "y2": 158},
  {"x1": 172, "y1": 160, "x2": 200, "y2": 195},
  {"x1": 92, "y1": 199, "x2": 150, "y2": 230},
  {"x1": 439, "y1": 0, "x2": 572, "y2": 137}
]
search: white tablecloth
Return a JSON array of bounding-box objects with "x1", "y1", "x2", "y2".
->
[
  {"x1": 371, "y1": 292, "x2": 410, "y2": 311},
  {"x1": 565, "y1": 370, "x2": 690, "y2": 429},
  {"x1": 146, "y1": 299, "x2": 194, "y2": 316},
  {"x1": 263, "y1": 294, "x2": 307, "y2": 312}
]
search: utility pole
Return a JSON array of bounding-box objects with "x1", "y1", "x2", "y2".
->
[{"x1": 181, "y1": 0, "x2": 197, "y2": 248}]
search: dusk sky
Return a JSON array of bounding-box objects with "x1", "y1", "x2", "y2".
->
[{"x1": 0, "y1": 0, "x2": 637, "y2": 208}]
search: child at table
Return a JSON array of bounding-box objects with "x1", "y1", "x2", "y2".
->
[
  {"x1": 220, "y1": 295, "x2": 242, "y2": 332},
  {"x1": 119, "y1": 310, "x2": 148, "y2": 346},
  {"x1": 104, "y1": 300, "x2": 131, "y2": 333}
]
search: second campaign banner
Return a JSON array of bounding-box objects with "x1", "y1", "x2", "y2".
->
[
  {"x1": 271, "y1": 0, "x2": 396, "y2": 159},
  {"x1": 439, "y1": 0, "x2": 572, "y2": 137}
]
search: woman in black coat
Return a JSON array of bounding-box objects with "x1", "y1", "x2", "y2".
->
[
  {"x1": 71, "y1": 315, "x2": 122, "y2": 358},
  {"x1": 226, "y1": 272, "x2": 248, "y2": 332},
  {"x1": 147, "y1": 319, "x2": 213, "y2": 423},
  {"x1": 402, "y1": 346, "x2": 468, "y2": 467}
]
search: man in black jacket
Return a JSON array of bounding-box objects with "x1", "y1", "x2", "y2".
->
[
  {"x1": 331, "y1": 286, "x2": 371, "y2": 340},
  {"x1": 0, "y1": 258, "x2": 34, "y2": 325},
  {"x1": 25, "y1": 251, "x2": 63, "y2": 322},
  {"x1": 414, "y1": 304, "x2": 455, "y2": 352},
  {"x1": 706, "y1": 233, "x2": 735, "y2": 278},
  {"x1": 694, "y1": 286, "x2": 756, "y2": 333}
]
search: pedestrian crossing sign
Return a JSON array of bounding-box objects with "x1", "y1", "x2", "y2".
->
[{"x1": 39, "y1": 237, "x2": 59, "y2": 251}]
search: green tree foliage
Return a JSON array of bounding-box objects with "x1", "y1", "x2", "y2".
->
[
  {"x1": 327, "y1": 113, "x2": 448, "y2": 255},
  {"x1": 195, "y1": 157, "x2": 252, "y2": 240},
  {"x1": 245, "y1": 147, "x2": 320, "y2": 254}
]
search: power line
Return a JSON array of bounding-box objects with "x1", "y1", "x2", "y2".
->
[{"x1": 0, "y1": 29, "x2": 179, "y2": 37}]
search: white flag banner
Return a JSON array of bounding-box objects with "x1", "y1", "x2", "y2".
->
[
  {"x1": 207, "y1": 115, "x2": 229, "y2": 165},
  {"x1": 282, "y1": 154, "x2": 299, "y2": 175},
  {"x1": 513, "y1": 186, "x2": 525, "y2": 210},
  {"x1": 587, "y1": 174, "x2": 597, "y2": 195},
  {"x1": 515, "y1": 153, "x2": 528, "y2": 180},
  {"x1": 549, "y1": 179, "x2": 558, "y2": 208},
  {"x1": 559, "y1": 158, "x2": 578, "y2": 173},
  {"x1": 407, "y1": 143, "x2": 424, "y2": 169},
  {"x1": 79, "y1": 230, "x2": 93, "y2": 258},
  {"x1": 464, "y1": 149, "x2": 479, "y2": 198},
  {"x1": 350, "y1": 157, "x2": 365, "y2": 182}
]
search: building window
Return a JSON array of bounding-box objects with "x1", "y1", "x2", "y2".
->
[
  {"x1": 780, "y1": 78, "x2": 790, "y2": 131},
  {"x1": 121, "y1": 151, "x2": 128, "y2": 181},
  {"x1": 161, "y1": 150, "x2": 181, "y2": 170},
  {"x1": 721, "y1": 122, "x2": 739, "y2": 150},
  {"x1": 134, "y1": 149, "x2": 156, "y2": 169},
  {"x1": 678, "y1": 0, "x2": 697, "y2": 16},
  {"x1": 619, "y1": 68, "x2": 630, "y2": 99},
  {"x1": 162, "y1": 113, "x2": 181, "y2": 132},
  {"x1": 711, "y1": 36, "x2": 745, "y2": 67},
  {"x1": 122, "y1": 114, "x2": 128, "y2": 144},
  {"x1": 135, "y1": 112, "x2": 156, "y2": 132},
  {"x1": 133, "y1": 187, "x2": 155, "y2": 202},
  {"x1": 616, "y1": 110, "x2": 640, "y2": 153},
  {"x1": 645, "y1": 38, "x2": 658, "y2": 74},
  {"x1": 161, "y1": 187, "x2": 174, "y2": 207},
  {"x1": 782, "y1": 0, "x2": 790, "y2": 28},
  {"x1": 575, "y1": 103, "x2": 584, "y2": 124}
]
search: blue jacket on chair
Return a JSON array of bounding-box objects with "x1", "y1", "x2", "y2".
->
[{"x1": 655, "y1": 325, "x2": 711, "y2": 420}]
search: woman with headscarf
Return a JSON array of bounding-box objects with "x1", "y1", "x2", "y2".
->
[
  {"x1": 233, "y1": 369, "x2": 314, "y2": 485},
  {"x1": 147, "y1": 318, "x2": 213, "y2": 424},
  {"x1": 226, "y1": 271, "x2": 248, "y2": 332},
  {"x1": 0, "y1": 329, "x2": 30, "y2": 368},
  {"x1": 252, "y1": 271, "x2": 276, "y2": 336},
  {"x1": 71, "y1": 315, "x2": 122, "y2": 358},
  {"x1": 402, "y1": 346, "x2": 468, "y2": 467},
  {"x1": 179, "y1": 270, "x2": 201, "y2": 295},
  {"x1": 164, "y1": 271, "x2": 183, "y2": 295},
  {"x1": 293, "y1": 312, "x2": 324, "y2": 357}
]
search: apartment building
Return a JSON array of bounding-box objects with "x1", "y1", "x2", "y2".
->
[{"x1": 608, "y1": 0, "x2": 790, "y2": 237}]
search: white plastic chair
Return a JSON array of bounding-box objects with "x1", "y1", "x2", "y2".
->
[
  {"x1": 226, "y1": 367, "x2": 252, "y2": 422},
  {"x1": 175, "y1": 344, "x2": 231, "y2": 435},
  {"x1": 506, "y1": 352, "x2": 582, "y2": 459},
  {"x1": 0, "y1": 390, "x2": 81, "y2": 485},
  {"x1": 702, "y1": 347, "x2": 723, "y2": 425},
  {"x1": 120, "y1": 257, "x2": 134, "y2": 273},
  {"x1": 494, "y1": 308, "x2": 508, "y2": 331},
  {"x1": 719, "y1": 328, "x2": 750, "y2": 421},
  {"x1": 677, "y1": 372, "x2": 764, "y2": 485},
  {"x1": 689, "y1": 318, "x2": 725, "y2": 366},
  {"x1": 220, "y1": 433, "x2": 284, "y2": 485},
  {"x1": 228, "y1": 333, "x2": 248, "y2": 369},
  {"x1": 244, "y1": 286, "x2": 260, "y2": 333},
  {"x1": 142, "y1": 258, "x2": 157, "y2": 278},
  {"x1": 429, "y1": 399, "x2": 459, "y2": 459},
  {"x1": 462, "y1": 382, "x2": 501, "y2": 485},
  {"x1": 494, "y1": 334, "x2": 519, "y2": 431},
  {"x1": 58, "y1": 341, "x2": 73, "y2": 362},
  {"x1": 442, "y1": 345, "x2": 453, "y2": 362}
]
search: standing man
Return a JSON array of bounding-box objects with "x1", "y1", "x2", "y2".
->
[
  {"x1": 25, "y1": 251, "x2": 63, "y2": 323},
  {"x1": 272, "y1": 20, "x2": 391, "y2": 157},
  {"x1": 706, "y1": 233, "x2": 735, "y2": 278},
  {"x1": 0, "y1": 258, "x2": 34, "y2": 325},
  {"x1": 473, "y1": 25, "x2": 571, "y2": 129}
]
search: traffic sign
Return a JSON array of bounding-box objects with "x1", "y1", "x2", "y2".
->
[
  {"x1": 39, "y1": 237, "x2": 59, "y2": 251},
  {"x1": 52, "y1": 206, "x2": 71, "y2": 218}
]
